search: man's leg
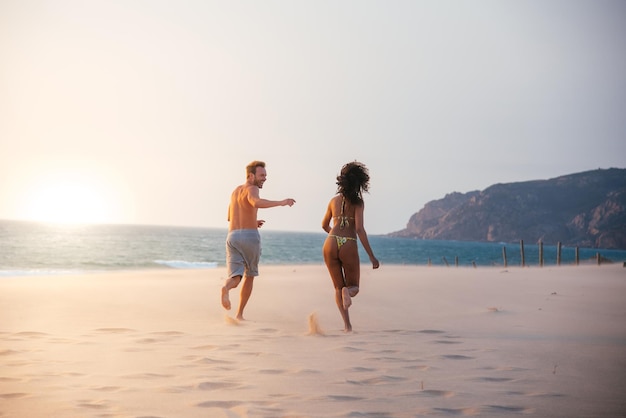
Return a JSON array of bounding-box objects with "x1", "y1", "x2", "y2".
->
[
  {"x1": 221, "y1": 275, "x2": 242, "y2": 310},
  {"x1": 236, "y1": 275, "x2": 254, "y2": 320}
]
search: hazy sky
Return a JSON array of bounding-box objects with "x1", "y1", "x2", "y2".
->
[{"x1": 1, "y1": 0, "x2": 625, "y2": 234}]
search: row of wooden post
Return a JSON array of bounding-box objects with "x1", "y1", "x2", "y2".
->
[
  {"x1": 508, "y1": 240, "x2": 602, "y2": 267},
  {"x1": 429, "y1": 240, "x2": 605, "y2": 267}
]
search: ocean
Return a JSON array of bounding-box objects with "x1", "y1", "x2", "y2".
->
[{"x1": 1, "y1": 219, "x2": 625, "y2": 276}]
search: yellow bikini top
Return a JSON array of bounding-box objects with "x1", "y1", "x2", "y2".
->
[{"x1": 333, "y1": 197, "x2": 355, "y2": 229}]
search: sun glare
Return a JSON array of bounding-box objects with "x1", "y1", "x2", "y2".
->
[{"x1": 20, "y1": 171, "x2": 117, "y2": 224}]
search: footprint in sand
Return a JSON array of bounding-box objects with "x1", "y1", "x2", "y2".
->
[
  {"x1": 432, "y1": 339, "x2": 463, "y2": 345},
  {"x1": 336, "y1": 346, "x2": 364, "y2": 353},
  {"x1": 326, "y1": 395, "x2": 365, "y2": 402},
  {"x1": 259, "y1": 369, "x2": 288, "y2": 375},
  {"x1": 195, "y1": 404, "x2": 250, "y2": 418},
  {"x1": 90, "y1": 386, "x2": 121, "y2": 392},
  {"x1": 0, "y1": 393, "x2": 29, "y2": 399},
  {"x1": 196, "y1": 400, "x2": 242, "y2": 409},
  {"x1": 347, "y1": 375, "x2": 407, "y2": 385},
  {"x1": 94, "y1": 328, "x2": 136, "y2": 333},
  {"x1": 505, "y1": 390, "x2": 565, "y2": 398},
  {"x1": 440, "y1": 354, "x2": 474, "y2": 360},
  {"x1": 432, "y1": 407, "x2": 482, "y2": 415},
  {"x1": 136, "y1": 338, "x2": 159, "y2": 344},
  {"x1": 475, "y1": 376, "x2": 514, "y2": 382},
  {"x1": 414, "y1": 389, "x2": 455, "y2": 398},
  {"x1": 348, "y1": 367, "x2": 377, "y2": 373},
  {"x1": 76, "y1": 400, "x2": 111, "y2": 410},
  {"x1": 196, "y1": 381, "x2": 241, "y2": 390},
  {"x1": 122, "y1": 373, "x2": 172, "y2": 379},
  {"x1": 194, "y1": 357, "x2": 234, "y2": 366},
  {"x1": 12, "y1": 331, "x2": 49, "y2": 339},
  {"x1": 486, "y1": 405, "x2": 534, "y2": 413},
  {"x1": 418, "y1": 329, "x2": 446, "y2": 334},
  {"x1": 190, "y1": 344, "x2": 219, "y2": 351}
]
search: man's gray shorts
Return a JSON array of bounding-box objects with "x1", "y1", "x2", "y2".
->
[{"x1": 226, "y1": 229, "x2": 261, "y2": 278}]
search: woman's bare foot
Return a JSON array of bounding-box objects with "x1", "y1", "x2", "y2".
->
[
  {"x1": 221, "y1": 286, "x2": 231, "y2": 310},
  {"x1": 342, "y1": 287, "x2": 352, "y2": 310}
]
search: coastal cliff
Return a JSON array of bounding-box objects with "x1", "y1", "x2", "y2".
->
[{"x1": 390, "y1": 168, "x2": 626, "y2": 249}]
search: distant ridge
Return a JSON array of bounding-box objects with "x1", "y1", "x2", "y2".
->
[{"x1": 390, "y1": 168, "x2": 626, "y2": 250}]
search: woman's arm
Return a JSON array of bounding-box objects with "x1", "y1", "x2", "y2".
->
[
  {"x1": 354, "y1": 203, "x2": 380, "y2": 269},
  {"x1": 321, "y1": 202, "x2": 332, "y2": 233}
]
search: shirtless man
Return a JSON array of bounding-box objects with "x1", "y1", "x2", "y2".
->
[{"x1": 222, "y1": 161, "x2": 295, "y2": 320}]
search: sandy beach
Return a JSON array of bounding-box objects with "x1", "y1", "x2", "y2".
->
[{"x1": 1, "y1": 264, "x2": 625, "y2": 417}]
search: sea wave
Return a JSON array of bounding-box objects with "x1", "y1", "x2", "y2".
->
[
  {"x1": 154, "y1": 260, "x2": 219, "y2": 269},
  {"x1": 0, "y1": 269, "x2": 79, "y2": 277}
]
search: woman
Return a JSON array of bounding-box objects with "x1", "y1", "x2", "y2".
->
[{"x1": 322, "y1": 161, "x2": 379, "y2": 332}]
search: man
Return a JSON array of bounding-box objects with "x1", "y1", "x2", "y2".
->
[{"x1": 221, "y1": 161, "x2": 296, "y2": 320}]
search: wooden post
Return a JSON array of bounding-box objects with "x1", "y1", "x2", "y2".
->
[
  {"x1": 520, "y1": 240, "x2": 525, "y2": 267},
  {"x1": 455, "y1": 256, "x2": 459, "y2": 267},
  {"x1": 428, "y1": 258, "x2": 432, "y2": 267},
  {"x1": 472, "y1": 261, "x2": 477, "y2": 268},
  {"x1": 502, "y1": 246, "x2": 508, "y2": 268},
  {"x1": 539, "y1": 241, "x2": 544, "y2": 267},
  {"x1": 557, "y1": 242, "x2": 562, "y2": 266},
  {"x1": 575, "y1": 247, "x2": 579, "y2": 266},
  {"x1": 442, "y1": 256, "x2": 449, "y2": 267},
  {"x1": 596, "y1": 252, "x2": 601, "y2": 266}
]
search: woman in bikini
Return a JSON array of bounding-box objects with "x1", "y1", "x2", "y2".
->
[{"x1": 322, "y1": 161, "x2": 380, "y2": 332}]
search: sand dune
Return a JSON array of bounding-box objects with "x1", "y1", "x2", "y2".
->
[{"x1": 1, "y1": 264, "x2": 625, "y2": 417}]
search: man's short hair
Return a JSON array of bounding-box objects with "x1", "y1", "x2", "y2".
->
[{"x1": 246, "y1": 161, "x2": 266, "y2": 176}]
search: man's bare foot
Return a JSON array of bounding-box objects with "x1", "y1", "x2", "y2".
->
[
  {"x1": 342, "y1": 287, "x2": 352, "y2": 310},
  {"x1": 344, "y1": 324, "x2": 352, "y2": 333},
  {"x1": 236, "y1": 314, "x2": 245, "y2": 321},
  {"x1": 221, "y1": 286, "x2": 231, "y2": 310}
]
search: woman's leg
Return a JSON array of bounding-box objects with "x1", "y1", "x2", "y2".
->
[
  {"x1": 339, "y1": 241, "x2": 360, "y2": 305},
  {"x1": 323, "y1": 237, "x2": 351, "y2": 331}
]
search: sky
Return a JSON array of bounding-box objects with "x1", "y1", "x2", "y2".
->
[{"x1": 1, "y1": 0, "x2": 625, "y2": 235}]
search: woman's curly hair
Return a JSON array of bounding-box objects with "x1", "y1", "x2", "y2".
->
[{"x1": 336, "y1": 161, "x2": 370, "y2": 205}]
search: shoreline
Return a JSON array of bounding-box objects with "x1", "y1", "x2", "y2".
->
[{"x1": 1, "y1": 259, "x2": 623, "y2": 279}]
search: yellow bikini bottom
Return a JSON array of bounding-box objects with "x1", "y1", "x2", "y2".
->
[{"x1": 329, "y1": 235, "x2": 356, "y2": 249}]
